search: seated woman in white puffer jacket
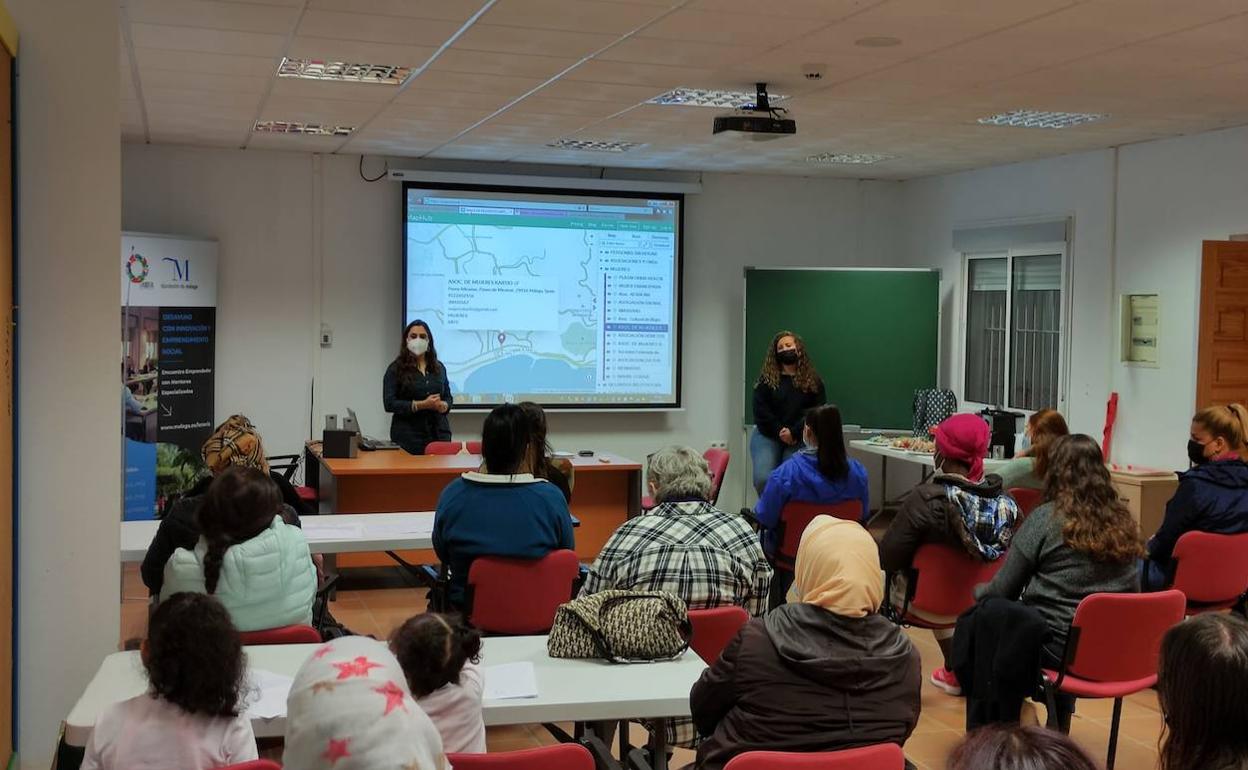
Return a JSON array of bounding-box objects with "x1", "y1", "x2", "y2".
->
[{"x1": 162, "y1": 466, "x2": 317, "y2": 632}]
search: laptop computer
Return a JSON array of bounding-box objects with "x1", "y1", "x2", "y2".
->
[{"x1": 345, "y1": 408, "x2": 400, "y2": 451}]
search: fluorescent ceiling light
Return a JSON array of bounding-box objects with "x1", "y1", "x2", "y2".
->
[
  {"x1": 277, "y1": 56, "x2": 411, "y2": 84},
  {"x1": 253, "y1": 120, "x2": 355, "y2": 136},
  {"x1": 547, "y1": 138, "x2": 640, "y2": 153},
  {"x1": 648, "y1": 87, "x2": 789, "y2": 109},
  {"x1": 977, "y1": 109, "x2": 1109, "y2": 129},
  {"x1": 807, "y1": 152, "x2": 895, "y2": 164}
]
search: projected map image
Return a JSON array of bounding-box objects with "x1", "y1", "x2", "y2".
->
[{"x1": 404, "y1": 189, "x2": 679, "y2": 407}]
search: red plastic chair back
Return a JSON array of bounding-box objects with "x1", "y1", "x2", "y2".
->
[
  {"x1": 425, "y1": 441, "x2": 464, "y2": 455},
  {"x1": 465, "y1": 440, "x2": 483, "y2": 454},
  {"x1": 467, "y1": 549, "x2": 581, "y2": 634},
  {"x1": 1008, "y1": 487, "x2": 1043, "y2": 519},
  {"x1": 704, "y1": 448, "x2": 731, "y2": 505},
  {"x1": 448, "y1": 745, "x2": 593, "y2": 770},
  {"x1": 239, "y1": 624, "x2": 321, "y2": 645},
  {"x1": 688, "y1": 606, "x2": 750, "y2": 664},
  {"x1": 906, "y1": 543, "x2": 1005, "y2": 622},
  {"x1": 725, "y1": 744, "x2": 905, "y2": 770},
  {"x1": 1171, "y1": 531, "x2": 1248, "y2": 609},
  {"x1": 223, "y1": 762, "x2": 282, "y2": 770},
  {"x1": 295, "y1": 486, "x2": 317, "y2": 505},
  {"x1": 775, "y1": 500, "x2": 863, "y2": 571},
  {"x1": 1064, "y1": 590, "x2": 1185, "y2": 683}
]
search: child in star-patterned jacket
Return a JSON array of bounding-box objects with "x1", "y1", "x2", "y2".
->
[
  {"x1": 81, "y1": 593, "x2": 257, "y2": 770},
  {"x1": 391, "y1": 613, "x2": 486, "y2": 754},
  {"x1": 284, "y1": 635, "x2": 446, "y2": 770}
]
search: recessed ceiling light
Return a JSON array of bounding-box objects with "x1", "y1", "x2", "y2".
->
[
  {"x1": 977, "y1": 109, "x2": 1109, "y2": 129},
  {"x1": 253, "y1": 120, "x2": 355, "y2": 136},
  {"x1": 807, "y1": 152, "x2": 896, "y2": 164},
  {"x1": 855, "y1": 36, "x2": 902, "y2": 48},
  {"x1": 648, "y1": 87, "x2": 789, "y2": 109},
  {"x1": 277, "y1": 57, "x2": 411, "y2": 84},
  {"x1": 547, "y1": 138, "x2": 640, "y2": 153}
]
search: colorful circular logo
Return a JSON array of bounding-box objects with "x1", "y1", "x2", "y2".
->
[{"x1": 126, "y1": 252, "x2": 149, "y2": 284}]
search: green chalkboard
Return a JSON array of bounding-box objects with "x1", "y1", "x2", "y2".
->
[{"x1": 744, "y1": 268, "x2": 940, "y2": 431}]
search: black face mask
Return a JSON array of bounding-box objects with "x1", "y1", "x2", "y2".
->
[
  {"x1": 776, "y1": 349, "x2": 799, "y2": 365},
  {"x1": 1188, "y1": 439, "x2": 1209, "y2": 467}
]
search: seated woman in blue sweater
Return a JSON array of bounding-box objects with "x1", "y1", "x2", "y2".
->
[
  {"x1": 754, "y1": 404, "x2": 870, "y2": 607},
  {"x1": 432, "y1": 403, "x2": 575, "y2": 608}
]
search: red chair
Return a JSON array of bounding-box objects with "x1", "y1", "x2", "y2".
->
[
  {"x1": 724, "y1": 744, "x2": 905, "y2": 770},
  {"x1": 465, "y1": 440, "x2": 483, "y2": 454},
  {"x1": 688, "y1": 606, "x2": 750, "y2": 664},
  {"x1": 1008, "y1": 487, "x2": 1043, "y2": 519},
  {"x1": 1170, "y1": 531, "x2": 1248, "y2": 613},
  {"x1": 223, "y1": 762, "x2": 282, "y2": 770},
  {"x1": 448, "y1": 745, "x2": 593, "y2": 770},
  {"x1": 239, "y1": 624, "x2": 321, "y2": 645},
  {"x1": 465, "y1": 549, "x2": 581, "y2": 634},
  {"x1": 1041, "y1": 590, "x2": 1185, "y2": 770},
  {"x1": 425, "y1": 440, "x2": 464, "y2": 455},
  {"x1": 705, "y1": 448, "x2": 730, "y2": 505},
  {"x1": 890, "y1": 543, "x2": 1005, "y2": 629},
  {"x1": 773, "y1": 500, "x2": 863, "y2": 571}
]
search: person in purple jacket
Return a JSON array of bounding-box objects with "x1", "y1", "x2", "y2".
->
[{"x1": 754, "y1": 404, "x2": 870, "y2": 608}]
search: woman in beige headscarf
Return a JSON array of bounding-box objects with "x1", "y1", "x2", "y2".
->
[{"x1": 690, "y1": 517, "x2": 922, "y2": 770}]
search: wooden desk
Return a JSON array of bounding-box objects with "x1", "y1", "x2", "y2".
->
[
  {"x1": 1110, "y1": 471, "x2": 1178, "y2": 541},
  {"x1": 315, "y1": 450, "x2": 642, "y2": 567}
]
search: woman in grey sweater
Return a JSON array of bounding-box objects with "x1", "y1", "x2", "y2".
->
[{"x1": 975, "y1": 434, "x2": 1142, "y2": 664}]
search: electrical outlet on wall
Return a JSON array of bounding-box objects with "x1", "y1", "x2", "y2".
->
[
  {"x1": 709, "y1": 440, "x2": 728, "y2": 449},
  {"x1": 320, "y1": 323, "x2": 333, "y2": 348}
]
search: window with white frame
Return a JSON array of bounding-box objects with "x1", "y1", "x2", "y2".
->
[{"x1": 962, "y1": 247, "x2": 1066, "y2": 412}]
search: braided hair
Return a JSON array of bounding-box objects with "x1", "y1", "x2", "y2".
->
[{"x1": 196, "y1": 465, "x2": 282, "y2": 594}]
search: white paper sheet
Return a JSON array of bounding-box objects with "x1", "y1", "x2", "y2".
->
[
  {"x1": 245, "y1": 669, "x2": 293, "y2": 719},
  {"x1": 483, "y1": 662, "x2": 539, "y2": 700},
  {"x1": 302, "y1": 523, "x2": 365, "y2": 541}
]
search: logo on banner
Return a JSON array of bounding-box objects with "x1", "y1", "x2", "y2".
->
[
  {"x1": 126, "y1": 252, "x2": 150, "y2": 284},
  {"x1": 161, "y1": 257, "x2": 199, "y2": 290}
]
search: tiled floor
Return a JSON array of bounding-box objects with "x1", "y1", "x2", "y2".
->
[{"x1": 120, "y1": 566, "x2": 1164, "y2": 769}]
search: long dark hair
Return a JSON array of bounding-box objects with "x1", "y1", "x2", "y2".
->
[
  {"x1": 947, "y1": 725, "x2": 1099, "y2": 770},
  {"x1": 1158, "y1": 613, "x2": 1248, "y2": 770},
  {"x1": 197, "y1": 466, "x2": 283, "y2": 594},
  {"x1": 145, "y1": 592, "x2": 247, "y2": 717},
  {"x1": 1043, "y1": 434, "x2": 1142, "y2": 564},
  {"x1": 757, "y1": 329, "x2": 821, "y2": 393},
  {"x1": 806, "y1": 404, "x2": 849, "y2": 481},
  {"x1": 519, "y1": 401, "x2": 552, "y2": 478},
  {"x1": 481, "y1": 403, "x2": 531, "y2": 476},
  {"x1": 396, "y1": 319, "x2": 440, "y2": 385},
  {"x1": 390, "y1": 612, "x2": 482, "y2": 698}
]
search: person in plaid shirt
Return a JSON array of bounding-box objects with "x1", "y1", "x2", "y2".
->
[{"x1": 580, "y1": 445, "x2": 773, "y2": 748}]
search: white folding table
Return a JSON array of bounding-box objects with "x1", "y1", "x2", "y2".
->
[
  {"x1": 63, "y1": 636, "x2": 706, "y2": 770},
  {"x1": 848, "y1": 439, "x2": 1010, "y2": 511}
]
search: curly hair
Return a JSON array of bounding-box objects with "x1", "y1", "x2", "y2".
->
[
  {"x1": 145, "y1": 592, "x2": 246, "y2": 717},
  {"x1": 1158, "y1": 613, "x2": 1248, "y2": 770},
  {"x1": 390, "y1": 612, "x2": 482, "y2": 698},
  {"x1": 197, "y1": 466, "x2": 282, "y2": 594},
  {"x1": 1043, "y1": 434, "x2": 1142, "y2": 564},
  {"x1": 757, "y1": 329, "x2": 821, "y2": 393}
]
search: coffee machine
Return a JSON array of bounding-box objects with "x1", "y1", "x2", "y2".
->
[{"x1": 980, "y1": 409, "x2": 1025, "y2": 458}]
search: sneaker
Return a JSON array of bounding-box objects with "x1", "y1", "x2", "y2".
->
[{"x1": 930, "y1": 667, "x2": 962, "y2": 696}]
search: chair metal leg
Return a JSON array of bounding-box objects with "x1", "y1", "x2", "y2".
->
[{"x1": 1107, "y1": 698, "x2": 1123, "y2": 770}]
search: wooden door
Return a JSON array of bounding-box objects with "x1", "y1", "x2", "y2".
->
[{"x1": 1196, "y1": 240, "x2": 1248, "y2": 408}]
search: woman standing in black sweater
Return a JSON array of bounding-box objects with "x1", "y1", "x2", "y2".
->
[
  {"x1": 384, "y1": 319, "x2": 453, "y2": 455},
  {"x1": 750, "y1": 330, "x2": 826, "y2": 495}
]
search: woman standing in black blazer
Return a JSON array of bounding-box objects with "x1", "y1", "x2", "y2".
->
[{"x1": 384, "y1": 319, "x2": 453, "y2": 455}]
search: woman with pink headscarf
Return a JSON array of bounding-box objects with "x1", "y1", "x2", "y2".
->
[{"x1": 879, "y1": 413, "x2": 1020, "y2": 696}]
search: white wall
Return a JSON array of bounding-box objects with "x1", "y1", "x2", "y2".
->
[
  {"x1": 10, "y1": 0, "x2": 121, "y2": 765},
  {"x1": 123, "y1": 144, "x2": 907, "y2": 511}
]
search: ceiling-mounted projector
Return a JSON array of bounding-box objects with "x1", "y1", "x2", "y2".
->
[{"x1": 712, "y1": 82, "x2": 796, "y2": 141}]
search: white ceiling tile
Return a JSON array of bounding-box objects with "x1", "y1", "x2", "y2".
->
[
  {"x1": 143, "y1": 86, "x2": 265, "y2": 110},
  {"x1": 129, "y1": 23, "x2": 286, "y2": 58},
  {"x1": 380, "y1": 102, "x2": 498, "y2": 124},
  {"x1": 305, "y1": 0, "x2": 481, "y2": 22},
  {"x1": 535, "y1": 80, "x2": 660, "y2": 104},
  {"x1": 453, "y1": 24, "x2": 618, "y2": 58},
  {"x1": 268, "y1": 77, "x2": 398, "y2": 104},
  {"x1": 393, "y1": 87, "x2": 515, "y2": 111},
  {"x1": 687, "y1": 0, "x2": 876, "y2": 21},
  {"x1": 134, "y1": 48, "x2": 278, "y2": 78},
  {"x1": 400, "y1": 69, "x2": 544, "y2": 96},
  {"x1": 597, "y1": 37, "x2": 769, "y2": 68},
  {"x1": 247, "y1": 133, "x2": 349, "y2": 152},
  {"x1": 124, "y1": 0, "x2": 299, "y2": 34},
  {"x1": 261, "y1": 95, "x2": 380, "y2": 125},
  {"x1": 637, "y1": 9, "x2": 820, "y2": 47},
  {"x1": 139, "y1": 69, "x2": 269, "y2": 94},
  {"x1": 286, "y1": 37, "x2": 435, "y2": 67},
  {"x1": 482, "y1": 0, "x2": 662, "y2": 33},
  {"x1": 430, "y1": 49, "x2": 578, "y2": 80},
  {"x1": 296, "y1": 10, "x2": 463, "y2": 47},
  {"x1": 508, "y1": 96, "x2": 639, "y2": 119},
  {"x1": 564, "y1": 60, "x2": 717, "y2": 89}
]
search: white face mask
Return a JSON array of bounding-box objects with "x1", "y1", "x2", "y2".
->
[{"x1": 406, "y1": 337, "x2": 428, "y2": 356}]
